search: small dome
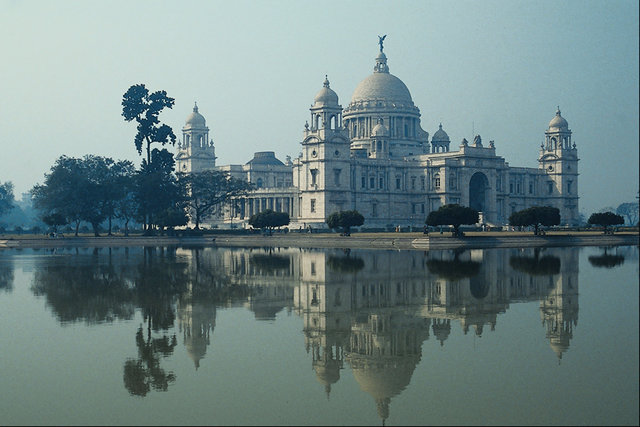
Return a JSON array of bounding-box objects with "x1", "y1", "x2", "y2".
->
[
  {"x1": 372, "y1": 122, "x2": 389, "y2": 137},
  {"x1": 549, "y1": 107, "x2": 568, "y2": 130},
  {"x1": 314, "y1": 76, "x2": 339, "y2": 107},
  {"x1": 432, "y1": 123, "x2": 450, "y2": 143},
  {"x1": 185, "y1": 103, "x2": 206, "y2": 128}
]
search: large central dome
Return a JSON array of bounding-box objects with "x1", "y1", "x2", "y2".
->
[
  {"x1": 349, "y1": 52, "x2": 414, "y2": 105},
  {"x1": 351, "y1": 73, "x2": 413, "y2": 104}
]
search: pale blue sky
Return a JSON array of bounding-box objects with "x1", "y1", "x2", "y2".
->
[{"x1": 1, "y1": 0, "x2": 638, "y2": 215}]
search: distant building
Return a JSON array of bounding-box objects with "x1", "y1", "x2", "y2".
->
[{"x1": 175, "y1": 42, "x2": 579, "y2": 229}]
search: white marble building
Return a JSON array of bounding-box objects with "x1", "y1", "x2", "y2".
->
[{"x1": 175, "y1": 43, "x2": 579, "y2": 229}]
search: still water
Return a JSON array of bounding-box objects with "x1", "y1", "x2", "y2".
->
[{"x1": 0, "y1": 244, "x2": 637, "y2": 426}]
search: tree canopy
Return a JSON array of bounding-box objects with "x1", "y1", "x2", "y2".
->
[
  {"x1": 32, "y1": 155, "x2": 126, "y2": 236},
  {"x1": 426, "y1": 204, "x2": 478, "y2": 236},
  {"x1": 122, "y1": 84, "x2": 177, "y2": 165},
  {"x1": 248, "y1": 209, "x2": 290, "y2": 234},
  {"x1": 326, "y1": 210, "x2": 365, "y2": 236},
  {"x1": 178, "y1": 170, "x2": 252, "y2": 229},
  {"x1": 509, "y1": 206, "x2": 560, "y2": 235},
  {"x1": 0, "y1": 181, "x2": 15, "y2": 218},
  {"x1": 588, "y1": 211, "x2": 624, "y2": 234}
]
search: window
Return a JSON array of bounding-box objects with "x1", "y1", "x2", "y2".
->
[
  {"x1": 547, "y1": 182, "x2": 553, "y2": 195},
  {"x1": 310, "y1": 169, "x2": 318, "y2": 186},
  {"x1": 509, "y1": 182, "x2": 514, "y2": 193},
  {"x1": 396, "y1": 176, "x2": 401, "y2": 190},
  {"x1": 412, "y1": 204, "x2": 416, "y2": 214},
  {"x1": 411, "y1": 176, "x2": 416, "y2": 190},
  {"x1": 420, "y1": 176, "x2": 425, "y2": 190},
  {"x1": 369, "y1": 177, "x2": 374, "y2": 189},
  {"x1": 434, "y1": 174, "x2": 440, "y2": 189},
  {"x1": 421, "y1": 203, "x2": 425, "y2": 214},
  {"x1": 372, "y1": 203, "x2": 377, "y2": 217},
  {"x1": 379, "y1": 176, "x2": 384, "y2": 189},
  {"x1": 567, "y1": 180, "x2": 573, "y2": 194},
  {"x1": 361, "y1": 175, "x2": 366, "y2": 189},
  {"x1": 333, "y1": 169, "x2": 341, "y2": 187},
  {"x1": 529, "y1": 182, "x2": 533, "y2": 194},
  {"x1": 257, "y1": 178, "x2": 263, "y2": 189},
  {"x1": 310, "y1": 199, "x2": 316, "y2": 213},
  {"x1": 516, "y1": 182, "x2": 521, "y2": 194},
  {"x1": 449, "y1": 176, "x2": 456, "y2": 190}
]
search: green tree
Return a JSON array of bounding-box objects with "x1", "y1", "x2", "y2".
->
[
  {"x1": 326, "y1": 210, "x2": 365, "y2": 236},
  {"x1": 248, "y1": 209, "x2": 290, "y2": 235},
  {"x1": 0, "y1": 181, "x2": 15, "y2": 217},
  {"x1": 509, "y1": 206, "x2": 560, "y2": 235},
  {"x1": 42, "y1": 212, "x2": 67, "y2": 234},
  {"x1": 178, "y1": 170, "x2": 252, "y2": 229},
  {"x1": 426, "y1": 204, "x2": 479, "y2": 237},
  {"x1": 588, "y1": 211, "x2": 624, "y2": 234},
  {"x1": 135, "y1": 149, "x2": 184, "y2": 233},
  {"x1": 121, "y1": 84, "x2": 177, "y2": 165}
]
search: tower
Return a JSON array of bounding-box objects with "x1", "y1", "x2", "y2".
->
[
  {"x1": 538, "y1": 107, "x2": 579, "y2": 225},
  {"x1": 175, "y1": 103, "x2": 216, "y2": 174},
  {"x1": 295, "y1": 76, "x2": 351, "y2": 224}
]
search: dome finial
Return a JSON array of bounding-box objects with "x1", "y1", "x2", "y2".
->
[
  {"x1": 556, "y1": 106, "x2": 561, "y2": 115},
  {"x1": 323, "y1": 75, "x2": 330, "y2": 87},
  {"x1": 193, "y1": 101, "x2": 198, "y2": 113}
]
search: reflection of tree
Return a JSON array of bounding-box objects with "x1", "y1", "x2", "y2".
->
[
  {"x1": 588, "y1": 247, "x2": 625, "y2": 269},
  {"x1": 123, "y1": 327, "x2": 177, "y2": 396},
  {"x1": 326, "y1": 255, "x2": 365, "y2": 273},
  {"x1": 31, "y1": 251, "x2": 135, "y2": 323},
  {"x1": 0, "y1": 260, "x2": 14, "y2": 293},
  {"x1": 426, "y1": 258, "x2": 481, "y2": 280},
  {"x1": 133, "y1": 247, "x2": 189, "y2": 331},
  {"x1": 509, "y1": 249, "x2": 561, "y2": 276}
]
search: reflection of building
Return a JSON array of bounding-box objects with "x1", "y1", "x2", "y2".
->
[
  {"x1": 174, "y1": 246, "x2": 580, "y2": 421},
  {"x1": 175, "y1": 40, "x2": 579, "y2": 229},
  {"x1": 177, "y1": 284, "x2": 216, "y2": 370}
]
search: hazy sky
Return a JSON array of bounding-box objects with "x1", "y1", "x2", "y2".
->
[{"x1": 1, "y1": 0, "x2": 638, "y2": 215}]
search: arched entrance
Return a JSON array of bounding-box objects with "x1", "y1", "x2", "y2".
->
[{"x1": 469, "y1": 172, "x2": 489, "y2": 213}]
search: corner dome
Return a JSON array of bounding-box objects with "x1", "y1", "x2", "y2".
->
[
  {"x1": 185, "y1": 103, "x2": 206, "y2": 128},
  {"x1": 549, "y1": 107, "x2": 568, "y2": 130},
  {"x1": 432, "y1": 123, "x2": 450, "y2": 142},
  {"x1": 313, "y1": 76, "x2": 339, "y2": 107}
]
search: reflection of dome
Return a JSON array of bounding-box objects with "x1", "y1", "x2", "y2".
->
[
  {"x1": 348, "y1": 355, "x2": 420, "y2": 422},
  {"x1": 548, "y1": 107, "x2": 569, "y2": 130},
  {"x1": 314, "y1": 363, "x2": 341, "y2": 398},
  {"x1": 432, "y1": 318, "x2": 451, "y2": 346},
  {"x1": 314, "y1": 76, "x2": 339, "y2": 107},
  {"x1": 184, "y1": 103, "x2": 206, "y2": 128},
  {"x1": 550, "y1": 337, "x2": 570, "y2": 360}
]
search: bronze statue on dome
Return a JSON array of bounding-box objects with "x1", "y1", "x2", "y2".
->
[{"x1": 378, "y1": 34, "x2": 387, "y2": 52}]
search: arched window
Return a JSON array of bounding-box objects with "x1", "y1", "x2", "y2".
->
[
  {"x1": 434, "y1": 173, "x2": 441, "y2": 189},
  {"x1": 330, "y1": 116, "x2": 336, "y2": 130},
  {"x1": 256, "y1": 178, "x2": 263, "y2": 189}
]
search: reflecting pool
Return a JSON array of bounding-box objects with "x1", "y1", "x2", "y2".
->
[{"x1": 0, "y1": 245, "x2": 637, "y2": 425}]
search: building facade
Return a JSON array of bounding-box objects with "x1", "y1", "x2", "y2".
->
[{"x1": 175, "y1": 43, "x2": 579, "y2": 229}]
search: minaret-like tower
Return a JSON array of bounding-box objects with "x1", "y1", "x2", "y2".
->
[
  {"x1": 538, "y1": 107, "x2": 579, "y2": 225},
  {"x1": 175, "y1": 103, "x2": 216, "y2": 174},
  {"x1": 295, "y1": 76, "x2": 351, "y2": 224}
]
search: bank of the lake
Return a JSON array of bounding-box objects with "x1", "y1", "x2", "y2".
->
[{"x1": 1, "y1": 231, "x2": 637, "y2": 251}]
